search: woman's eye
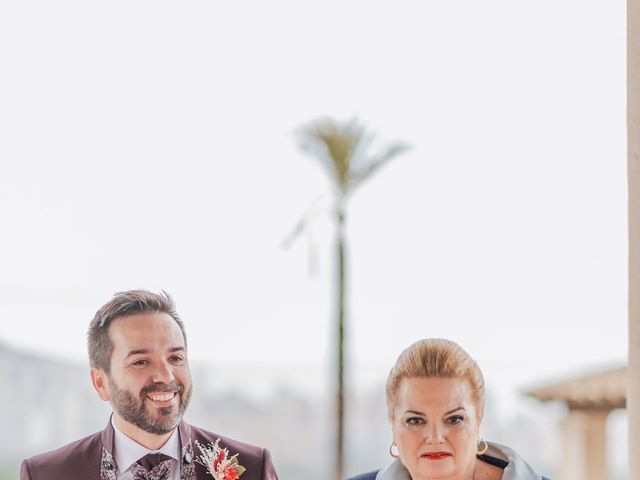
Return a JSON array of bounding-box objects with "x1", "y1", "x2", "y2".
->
[
  {"x1": 406, "y1": 417, "x2": 425, "y2": 426},
  {"x1": 447, "y1": 415, "x2": 464, "y2": 425}
]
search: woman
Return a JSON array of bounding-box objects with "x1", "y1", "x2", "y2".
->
[{"x1": 348, "y1": 339, "x2": 550, "y2": 480}]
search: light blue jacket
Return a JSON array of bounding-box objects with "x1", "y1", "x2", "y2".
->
[{"x1": 347, "y1": 441, "x2": 550, "y2": 480}]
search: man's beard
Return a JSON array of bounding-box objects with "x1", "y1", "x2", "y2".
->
[{"x1": 108, "y1": 378, "x2": 192, "y2": 435}]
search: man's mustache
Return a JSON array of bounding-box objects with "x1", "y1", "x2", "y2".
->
[{"x1": 140, "y1": 381, "x2": 184, "y2": 396}]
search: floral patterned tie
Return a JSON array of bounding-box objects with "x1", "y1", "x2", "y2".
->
[{"x1": 131, "y1": 453, "x2": 172, "y2": 480}]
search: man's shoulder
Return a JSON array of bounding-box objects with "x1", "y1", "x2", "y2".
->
[
  {"x1": 21, "y1": 430, "x2": 104, "y2": 479},
  {"x1": 187, "y1": 423, "x2": 266, "y2": 459}
]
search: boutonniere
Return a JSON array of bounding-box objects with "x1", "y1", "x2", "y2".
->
[{"x1": 194, "y1": 439, "x2": 246, "y2": 480}]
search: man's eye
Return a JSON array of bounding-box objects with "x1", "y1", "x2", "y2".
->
[
  {"x1": 447, "y1": 415, "x2": 464, "y2": 425},
  {"x1": 170, "y1": 356, "x2": 184, "y2": 363},
  {"x1": 132, "y1": 359, "x2": 148, "y2": 366},
  {"x1": 406, "y1": 417, "x2": 425, "y2": 426}
]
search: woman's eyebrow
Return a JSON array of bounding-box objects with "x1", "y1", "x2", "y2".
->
[
  {"x1": 404, "y1": 409, "x2": 425, "y2": 415},
  {"x1": 444, "y1": 407, "x2": 465, "y2": 415}
]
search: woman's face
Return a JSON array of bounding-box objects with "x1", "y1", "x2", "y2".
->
[{"x1": 391, "y1": 377, "x2": 480, "y2": 480}]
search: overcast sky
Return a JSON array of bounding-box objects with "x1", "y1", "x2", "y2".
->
[{"x1": 0, "y1": 1, "x2": 627, "y2": 405}]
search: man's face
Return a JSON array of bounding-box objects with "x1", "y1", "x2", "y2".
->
[{"x1": 101, "y1": 312, "x2": 192, "y2": 435}]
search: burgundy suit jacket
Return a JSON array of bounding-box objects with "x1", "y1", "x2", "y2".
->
[{"x1": 20, "y1": 419, "x2": 278, "y2": 480}]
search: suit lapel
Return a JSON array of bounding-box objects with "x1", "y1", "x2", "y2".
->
[
  {"x1": 100, "y1": 448, "x2": 118, "y2": 480},
  {"x1": 178, "y1": 421, "x2": 197, "y2": 480},
  {"x1": 99, "y1": 419, "x2": 117, "y2": 480}
]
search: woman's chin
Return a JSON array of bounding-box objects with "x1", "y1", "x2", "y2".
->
[{"x1": 409, "y1": 458, "x2": 458, "y2": 480}]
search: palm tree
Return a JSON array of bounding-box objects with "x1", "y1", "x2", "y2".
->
[{"x1": 296, "y1": 117, "x2": 410, "y2": 480}]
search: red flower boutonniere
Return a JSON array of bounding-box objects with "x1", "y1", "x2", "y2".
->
[{"x1": 195, "y1": 439, "x2": 246, "y2": 480}]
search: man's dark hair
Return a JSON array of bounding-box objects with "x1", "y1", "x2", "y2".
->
[{"x1": 87, "y1": 289, "x2": 187, "y2": 373}]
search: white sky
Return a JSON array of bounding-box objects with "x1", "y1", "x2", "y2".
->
[{"x1": 0, "y1": 0, "x2": 627, "y2": 402}]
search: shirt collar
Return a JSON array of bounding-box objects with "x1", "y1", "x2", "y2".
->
[{"x1": 111, "y1": 415, "x2": 180, "y2": 473}]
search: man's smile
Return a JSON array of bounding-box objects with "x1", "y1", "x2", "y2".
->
[{"x1": 146, "y1": 392, "x2": 177, "y2": 403}]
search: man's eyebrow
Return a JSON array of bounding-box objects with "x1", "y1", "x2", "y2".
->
[
  {"x1": 125, "y1": 346, "x2": 185, "y2": 359},
  {"x1": 125, "y1": 349, "x2": 149, "y2": 359}
]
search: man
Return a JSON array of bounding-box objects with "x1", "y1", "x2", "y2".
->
[{"x1": 20, "y1": 290, "x2": 279, "y2": 480}]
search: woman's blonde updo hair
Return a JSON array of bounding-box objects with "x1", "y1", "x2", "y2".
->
[{"x1": 385, "y1": 338, "x2": 485, "y2": 420}]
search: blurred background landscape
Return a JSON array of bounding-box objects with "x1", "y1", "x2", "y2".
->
[{"x1": 0, "y1": 1, "x2": 627, "y2": 479}]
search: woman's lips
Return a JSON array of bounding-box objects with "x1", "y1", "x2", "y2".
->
[{"x1": 421, "y1": 452, "x2": 452, "y2": 460}]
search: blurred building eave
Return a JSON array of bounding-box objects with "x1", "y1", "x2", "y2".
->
[
  {"x1": 525, "y1": 365, "x2": 626, "y2": 480},
  {"x1": 526, "y1": 366, "x2": 626, "y2": 410}
]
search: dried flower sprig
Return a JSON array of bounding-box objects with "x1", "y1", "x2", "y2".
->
[{"x1": 194, "y1": 439, "x2": 246, "y2": 480}]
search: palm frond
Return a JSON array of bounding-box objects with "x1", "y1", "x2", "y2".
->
[
  {"x1": 297, "y1": 116, "x2": 410, "y2": 197},
  {"x1": 349, "y1": 141, "x2": 411, "y2": 192},
  {"x1": 297, "y1": 118, "x2": 367, "y2": 194}
]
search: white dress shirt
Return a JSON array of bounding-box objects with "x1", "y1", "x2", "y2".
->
[{"x1": 111, "y1": 417, "x2": 181, "y2": 480}]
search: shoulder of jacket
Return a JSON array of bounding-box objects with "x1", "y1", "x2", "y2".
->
[
  {"x1": 346, "y1": 470, "x2": 380, "y2": 480},
  {"x1": 187, "y1": 424, "x2": 266, "y2": 459},
  {"x1": 21, "y1": 430, "x2": 103, "y2": 477}
]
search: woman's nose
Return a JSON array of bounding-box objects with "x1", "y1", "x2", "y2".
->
[{"x1": 425, "y1": 422, "x2": 445, "y2": 444}]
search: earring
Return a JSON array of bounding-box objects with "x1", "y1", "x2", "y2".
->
[
  {"x1": 477, "y1": 438, "x2": 489, "y2": 455},
  {"x1": 389, "y1": 443, "x2": 400, "y2": 459}
]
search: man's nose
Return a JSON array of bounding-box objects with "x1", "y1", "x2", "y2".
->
[{"x1": 151, "y1": 360, "x2": 175, "y2": 384}]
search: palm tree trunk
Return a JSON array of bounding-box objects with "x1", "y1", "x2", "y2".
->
[
  {"x1": 335, "y1": 205, "x2": 346, "y2": 480},
  {"x1": 628, "y1": 0, "x2": 640, "y2": 476}
]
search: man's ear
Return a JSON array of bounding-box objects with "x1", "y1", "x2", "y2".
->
[{"x1": 91, "y1": 367, "x2": 111, "y2": 401}]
